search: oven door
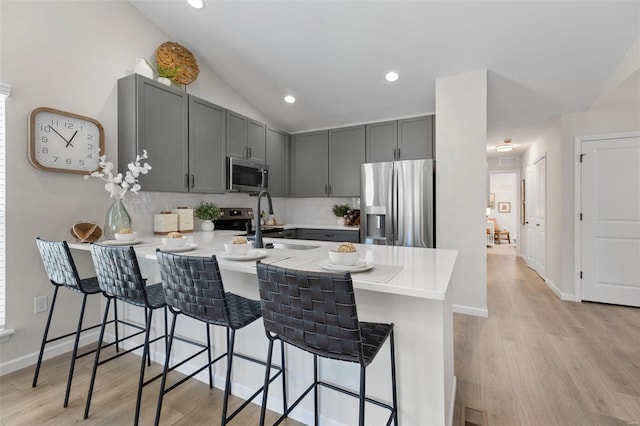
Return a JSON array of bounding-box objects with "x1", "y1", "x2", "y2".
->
[{"x1": 226, "y1": 157, "x2": 269, "y2": 192}]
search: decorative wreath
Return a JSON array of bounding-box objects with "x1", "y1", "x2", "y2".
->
[{"x1": 155, "y1": 41, "x2": 199, "y2": 85}]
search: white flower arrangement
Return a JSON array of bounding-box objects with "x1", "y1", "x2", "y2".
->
[{"x1": 85, "y1": 150, "x2": 152, "y2": 199}]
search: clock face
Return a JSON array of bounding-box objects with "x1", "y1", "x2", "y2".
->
[{"x1": 29, "y1": 107, "x2": 104, "y2": 174}]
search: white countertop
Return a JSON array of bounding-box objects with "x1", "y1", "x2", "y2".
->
[{"x1": 69, "y1": 231, "x2": 457, "y2": 301}]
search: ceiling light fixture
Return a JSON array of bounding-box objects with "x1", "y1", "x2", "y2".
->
[
  {"x1": 284, "y1": 95, "x2": 296, "y2": 104},
  {"x1": 495, "y1": 138, "x2": 515, "y2": 152},
  {"x1": 186, "y1": 0, "x2": 204, "y2": 9},
  {"x1": 385, "y1": 71, "x2": 399, "y2": 82}
]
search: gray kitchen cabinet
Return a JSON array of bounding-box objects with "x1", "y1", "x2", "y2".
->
[
  {"x1": 329, "y1": 125, "x2": 365, "y2": 197},
  {"x1": 118, "y1": 74, "x2": 188, "y2": 193},
  {"x1": 366, "y1": 115, "x2": 434, "y2": 162},
  {"x1": 291, "y1": 131, "x2": 329, "y2": 197},
  {"x1": 188, "y1": 96, "x2": 226, "y2": 193},
  {"x1": 118, "y1": 74, "x2": 225, "y2": 193},
  {"x1": 226, "y1": 110, "x2": 266, "y2": 162},
  {"x1": 297, "y1": 228, "x2": 359, "y2": 243},
  {"x1": 265, "y1": 128, "x2": 289, "y2": 197}
]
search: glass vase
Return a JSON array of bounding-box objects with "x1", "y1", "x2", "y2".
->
[{"x1": 104, "y1": 197, "x2": 132, "y2": 240}]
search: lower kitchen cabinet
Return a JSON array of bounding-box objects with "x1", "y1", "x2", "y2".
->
[{"x1": 297, "y1": 228, "x2": 359, "y2": 243}]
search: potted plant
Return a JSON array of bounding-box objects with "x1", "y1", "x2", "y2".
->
[
  {"x1": 155, "y1": 62, "x2": 181, "y2": 86},
  {"x1": 194, "y1": 201, "x2": 222, "y2": 231},
  {"x1": 331, "y1": 203, "x2": 350, "y2": 226}
]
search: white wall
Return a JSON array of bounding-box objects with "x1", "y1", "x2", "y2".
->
[
  {"x1": 435, "y1": 70, "x2": 488, "y2": 317},
  {"x1": 0, "y1": 0, "x2": 284, "y2": 373}
]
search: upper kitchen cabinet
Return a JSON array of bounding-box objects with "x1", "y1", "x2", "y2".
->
[
  {"x1": 291, "y1": 126, "x2": 365, "y2": 197},
  {"x1": 329, "y1": 125, "x2": 365, "y2": 197},
  {"x1": 265, "y1": 128, "x2": 290, "y2": 197},
  {"x1": 366, "y1": 115, "x2": 434, "y2": 163},
  {"x1": 118, "y1": 74, "x2": 226, "y2": 193},
  {"x1": 226, "y1": 110, "x2": 266, "y2": 162},
  {"x1": 291, "y1": 130, "x2": 329, "y2": 197},
  {"x1": 188, "y1": 96, "x2": 226, "y2": 193},
  {"x1": 118, "y1": 74, "x2": 188, "y2": 192}
]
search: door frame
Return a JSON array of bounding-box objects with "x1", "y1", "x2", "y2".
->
[
  {"x1": 488, "y1": 169, "x2": 521, "y2": 251},
  {"x1": 573, "y1": 131, "x2": 640, "y2": 302}
]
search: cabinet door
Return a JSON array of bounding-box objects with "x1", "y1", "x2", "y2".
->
[
  {"x1": 329, "y1": 125, "x2": 365, "y2": 197},
  {"x1": 247, "y1": 119, "x2": 266, "y2": 162},
  {"x1": 291, "y1": 131, "x2": 328, "y2": 197},
  {"x1": 398, "y1": 115, "x2": 434, "y2": 160},
  {"x1": 366, "y1": 120, "x2": 397, "y2": 163},
  {"x1": 188, "y1": 96, "x2": 226, "y2": 193},
  {"x1": 226, "y1": 110, "x2": 247, "y2": 158},
  {"x1": 266, "y1": 128, "x2": 289, "y2": 197},
  {"x1": 119, "y1": 74, "x2": 188, "y2": 192}
]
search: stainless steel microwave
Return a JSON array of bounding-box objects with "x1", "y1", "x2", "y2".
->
[{"x1": 226, "y1": 157, "x2": 268, "y2": 192}]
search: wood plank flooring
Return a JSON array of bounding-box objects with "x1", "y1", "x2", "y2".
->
[
  {"x1": 2, "y1": 252, "x2": 638, "y2": 425},
  {"x1": 453, "y1": 252, "x2": 640, "y2": 426}
]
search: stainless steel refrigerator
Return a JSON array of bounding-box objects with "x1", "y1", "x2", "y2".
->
[{"x1": 360, "y1": 159, "x2": 435, "y2": 247}]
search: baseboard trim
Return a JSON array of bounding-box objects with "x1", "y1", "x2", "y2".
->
[
  {"x1": 453, "y1": 304, "x2": 488, "y2": 318},
  {"x1": 0, "y1": 331, "x2": 99, "y2": 376},
  {"x1": 544, "y1": 279, "x2": 579, "y2": 302}
]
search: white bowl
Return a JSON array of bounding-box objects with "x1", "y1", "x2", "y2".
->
[
  {"x1": 328, "y1": 249, "x2": 359, "y2": 266},
  {"x1": 114, "y1": 232, "x2": 138, "y2": 241},
  {"x1": 224, "y1": 242, "x2": 251, "y2": 255},
  {"x1": 161, "y1": 236, "x2": 187, "y2": 248}
]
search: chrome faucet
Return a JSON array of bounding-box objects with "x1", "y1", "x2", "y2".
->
[{"x1": 254, "y1": 190, "x2": 273, "y2": 249}]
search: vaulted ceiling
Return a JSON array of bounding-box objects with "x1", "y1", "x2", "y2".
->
[{"x1": 131, "y1": 1, "x2": 639, "y2": 157}]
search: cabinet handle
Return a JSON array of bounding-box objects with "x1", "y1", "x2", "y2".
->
[
  {"x1": 190, "y1": 174, "x2": 195, "y2": 188},
  {"x1": 324, "y1": 233, "x2": 335, "y2": 238},
  {"x1": 397, "y1": 148, "x2": 401, "y2": 159},
  {"x1": 324, "y1": 184, "x2": 328, "y2": 194},
  {"x1": 249, "y1": 147, "x2": 252, "y2": 158},
  {"x1": 184, "y1": 174, "x2": 189, "y2": 188},
  {"x1": 393, "y1": 148, "x2": 397, "y2": 160}
]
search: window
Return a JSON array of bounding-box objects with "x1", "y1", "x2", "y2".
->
[{"x1": 0, "y1": 83, "x2": 10, "y2": 337}]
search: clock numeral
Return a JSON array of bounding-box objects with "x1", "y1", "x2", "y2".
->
[
  {"x1": 41, "y1": 136, "x2": 48, "y2": 143},
  {"x1": 87, "y1": 154, "x2": 93, "y2": 159},
  {"x1": 52, "y1": 157, "x2": 58, "y2": 163},
  {"x1": 42, "y1": 125, "x2": 51, "y2": 132},
  {"x1": 42, "y1": 147, "x2": 48, "y2": 154},
  {"x1": 88, "y1": 144, "x2": 93, "y2": 150},
  {"x1": 64, "y1": 122, "x2": 74, "y2": 129},
  {"x1": 66, "y1": 158, "x2": 72, "y2": 165},
  {"x1": 79, "y1": 160, "x2": 85, "y2": 166},
  {"x1": 87, "y1": 134, "x2": 93, "y2": 141},
  {"x1": 50, "y1": 120, "x2": 59, "y2": 127}
]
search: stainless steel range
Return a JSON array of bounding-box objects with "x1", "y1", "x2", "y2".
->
[{"x1": 213, "y1": 207, "x2": 284, "y2": 238}]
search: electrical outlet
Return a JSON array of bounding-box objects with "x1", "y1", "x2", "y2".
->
[{"x1": 34, "y1": 296, "x2": 47, "y2": 314}]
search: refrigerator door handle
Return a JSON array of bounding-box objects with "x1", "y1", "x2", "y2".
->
[{"x1": 386, "y1": 167, "x2": 394, "y2": 245}]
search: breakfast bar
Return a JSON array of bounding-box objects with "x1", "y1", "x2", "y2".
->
[{"x1": 69, "y1": 232, "x2": 458, "y2": 426}]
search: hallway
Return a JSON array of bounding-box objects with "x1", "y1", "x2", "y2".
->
[{"x1": 453, "y1": 253, "x2": 640, "y2": 425}]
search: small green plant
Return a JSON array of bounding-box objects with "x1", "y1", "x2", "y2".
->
[
  {"x1": 331, "y1": 203, "x2": 350, "y2": 217},
  {"x1": 156, "y1": 62, "x2": 181, "y2": 79},
  {"x1": 194, "y1": 201, "x2": 222, "y2": 221}
]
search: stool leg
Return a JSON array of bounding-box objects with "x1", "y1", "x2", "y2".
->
[
  {"x1": 206, "y1": 323, "x2": 213, "y2": 388},
  {"x1": 84, "y1": 297, "x2": 112, "y2": 419},
  {"x1": 221, "y1": 328, "x2": 236, "y2": 425},
  {"x1": 145, "y1": 307, "x2": 152, "y2": 367},
  {"x1": 32, "y1": 286, "x2": 59, "y2": 388},
  {"x1": 390, "y1": 330, "x2": 399, "y2": 425},
  {"x1": 154, "y1": 311, "x2": 178, "y2": 426},
  {"x1": 134, "y1": 308, "x2": 154, "y2": 426},
  {"x1": 63, "y1": 292, "x2": 89, "y2": 407},
  {"x1": 359, "y1": 366, "x2": 366, "y2": 426},
  {"x1": 114, "y1": 299, "x2": 120, "y2": 352},
  {"x1": 259, "y1": 339, "x2": 275, "y2": 426},
  {"x1": 280, "y1": 340, "x2": 287, "y2": 416},
  {"x1": 314, "y1": 354, "x2": 319, "y2": 426}
]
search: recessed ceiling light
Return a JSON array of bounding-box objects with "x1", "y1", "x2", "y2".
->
[
  {"x1": 284, "y1": 95, "x2": 296, "y2": 104},
  {"x1": 385, "y1": 71, "x2": 399, "y2": 82},
  {"x1": 186, "y1": 0, "x2": 204, "y2": 9}
]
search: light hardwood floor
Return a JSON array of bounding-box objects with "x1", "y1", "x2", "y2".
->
[
  {"x1": 453, "y1": 252, "x2": 640, "y2": 426},
  {"x1": 2, "y1": 253, "x2": 639, "y2": 425}
]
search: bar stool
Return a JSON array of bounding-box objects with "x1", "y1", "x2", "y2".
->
[
  {"x1": 154, "y1": 251, "x2": 286, "y2": 425},
  {"x1": 33, "y1": 238, "x2": 121, "y2": 407},
  {"x1": 84, "y1": 244, "x2": 169, "y2": 425},
  {"x1": 256, "y1": 262, "x2": 399, "y2": 426}
]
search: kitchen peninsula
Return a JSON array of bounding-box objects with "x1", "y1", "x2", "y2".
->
[{"x1": 69, "y1": 232, "x2": 457, "y2": 426}]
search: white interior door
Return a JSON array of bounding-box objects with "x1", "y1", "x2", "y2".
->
[
  {"x1": 525, "y1": 158, "x2": 546, "y2": 277},
  {"x1": 581, "y1": 136, "x2": 640, "y2": 307}
]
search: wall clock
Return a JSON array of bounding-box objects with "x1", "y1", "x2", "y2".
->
[{"x1": 28, "y1": 107, "x2": 105, "y2": 174}]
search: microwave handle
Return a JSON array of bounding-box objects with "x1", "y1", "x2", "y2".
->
[{"x1": 260, "y1": 169, "x2": 269, "y2": 189}]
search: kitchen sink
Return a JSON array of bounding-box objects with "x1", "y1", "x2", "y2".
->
[{"x1": 265, "y1": 242, "x2": 319, "y2": 250}]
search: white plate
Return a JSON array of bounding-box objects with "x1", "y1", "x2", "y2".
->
[
  {"x1": 101, "y1": 239, "x2": 142, "y2": 246},
  {"x1": 159, "y1": 243, "x2": 198, "y2": 253},
  {"x1": 219, "y1": 249, "x2": 268, "y2": 261},
  {"x1": 318, "y1": 259, "x2": 374, "y2": 273}
]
